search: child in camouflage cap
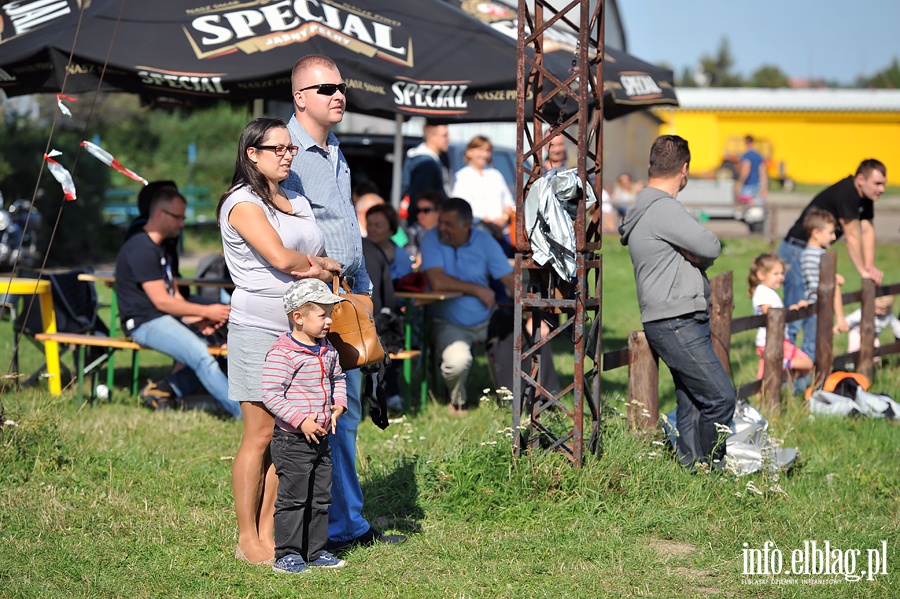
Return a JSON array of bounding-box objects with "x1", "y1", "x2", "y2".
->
[{"x1": 262, "y1": 278, "x2": 348, "y2": 573}]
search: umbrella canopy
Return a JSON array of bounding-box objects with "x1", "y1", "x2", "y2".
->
[{"x1": 0, "y1": 0, "x2": 676, "y2": 120}]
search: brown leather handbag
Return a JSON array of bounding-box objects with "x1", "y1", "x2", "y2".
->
[{"x1": 326, "y1": 278, "x2": 386, "y2": 371}]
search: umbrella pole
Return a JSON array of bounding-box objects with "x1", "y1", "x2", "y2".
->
[
  {"x1": 391, "y1": 114, "x2": 404, "y2": 210},
  {"x1": 252, "y1": 99, "x2": 264, "y2": 119}
]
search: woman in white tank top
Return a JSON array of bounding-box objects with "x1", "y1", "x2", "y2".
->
[{"x1": 217, "y1": 118, "x2": 341, "y2": 565}]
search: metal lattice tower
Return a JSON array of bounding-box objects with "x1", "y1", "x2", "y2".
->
[{"x1": 512, "y1": 0, "x2": 604, "y2": 466}]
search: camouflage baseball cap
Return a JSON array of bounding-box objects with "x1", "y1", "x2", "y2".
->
[{"x1": 283, "y1": 279, "x2": 345, "y2": 313}]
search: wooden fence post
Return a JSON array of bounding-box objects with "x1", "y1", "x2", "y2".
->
[
  {"x1": 762, "y1": 307, "x2": 785, "y2": 413},
  {"x1": 709, "y1": 271, "x2": 733, "y2": 375},
  {"x1": 627, "y1": 331, "x2": 658, "y2": 432},
  {"x1": 859, "y1": 279, "x2": 876, "y2": 380},
  {"x1": 814, "y1": 251, "x2": 837, "y2": 388}
]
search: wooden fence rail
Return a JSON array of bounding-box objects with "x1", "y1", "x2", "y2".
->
[{"x1": 603, "y1": 251, "x2": 900, "y2": 431}]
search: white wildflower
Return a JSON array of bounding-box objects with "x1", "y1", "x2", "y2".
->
[{"x1": 714, "y1": 422, "x2": 733, "y2": 434}]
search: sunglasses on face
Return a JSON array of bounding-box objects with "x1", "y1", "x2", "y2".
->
[
  {"x1": 417, "y1": 206, "x2": 436, "y2": 214},
  {"x1": 254, "y1": 145, "x2": 299, "y2": 157},
  {"x1": 296, "y1": 82, "x2": 347, "y2": 96}
]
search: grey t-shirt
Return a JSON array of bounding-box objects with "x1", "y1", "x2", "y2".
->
[{"x1": 220, "y1": 184, "x2": 325, "y2": 335}]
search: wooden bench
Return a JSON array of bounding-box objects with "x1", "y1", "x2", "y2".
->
[
  {"x1": 34, "y1": 332, "x2": 226, "y2": 404},
  {"x1": 388, "y1": 349, "x2": 421, "y2": 361},
  {"x1": 35, "y1": 331, "x2": 419, "y2": 405}
]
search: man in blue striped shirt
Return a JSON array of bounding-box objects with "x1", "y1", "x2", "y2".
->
[{"x1": 283, "y1": 54, "x2": 404, "y2": 552}]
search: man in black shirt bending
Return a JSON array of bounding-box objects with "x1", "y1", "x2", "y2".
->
[{"x1": 777, "y1": 158, "x2": 886, "y2": 347}]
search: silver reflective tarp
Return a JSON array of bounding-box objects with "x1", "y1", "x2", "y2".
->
[{"x1": 523, "y1": 168, "x2": 597, "y2": 281}]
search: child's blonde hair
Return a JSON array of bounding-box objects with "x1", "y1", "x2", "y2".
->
[
  {"x1": 748, "y1": 253, "x2": 784, "y2": 297},
  {"x1": 875, "y1": 294, "x2": 895, "y2": 313}
]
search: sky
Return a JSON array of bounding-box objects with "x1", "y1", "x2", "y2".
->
[{"x1": 619, "y1": 0, "x2": 900, "y2": 84}]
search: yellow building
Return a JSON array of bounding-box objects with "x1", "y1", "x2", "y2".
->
[{"x1": 655, "y1": 88, "x2": 900, "y2": 186}]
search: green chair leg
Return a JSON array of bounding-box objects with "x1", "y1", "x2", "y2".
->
[{"x1": 131, "y1": 350, "x2": 140, "y2": 398}]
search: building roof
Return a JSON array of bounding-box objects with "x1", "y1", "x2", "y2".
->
[{"x1": 671, "y1": 88, "x2": 900, "y2": 112}]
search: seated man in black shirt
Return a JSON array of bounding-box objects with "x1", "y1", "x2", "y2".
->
[{"x1": 115, "y1": 186, "x2": 240, "y2": 418}]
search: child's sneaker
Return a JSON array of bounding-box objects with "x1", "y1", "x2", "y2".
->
[
  {"x1": 272, "y1": 554, "x2": 308, "y2": 574},
  {"x1": 307, "y1": 551, "x2": 346, "y2": 568}
]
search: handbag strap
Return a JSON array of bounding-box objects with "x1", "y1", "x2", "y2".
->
[{"x1": 332, "y1": 276, "x2": 352, "y2": 295}]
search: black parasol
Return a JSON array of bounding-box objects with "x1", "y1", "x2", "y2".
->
[{"x1": 0, "y1": 0, "x2": 676, "y2": 120}]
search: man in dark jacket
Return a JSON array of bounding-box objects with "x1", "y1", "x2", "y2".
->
[{"x1": 620, "y1": 135, "x2": 735, "y2": 468}]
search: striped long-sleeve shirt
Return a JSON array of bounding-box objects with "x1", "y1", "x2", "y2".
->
[
  {"x1": 800, "y1": 245, "x2": 826, "y2": 302},
  {"x1": 261, "y1": 333, "x2": 347, "y2": 433}
]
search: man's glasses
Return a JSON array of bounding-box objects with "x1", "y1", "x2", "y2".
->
[
  {"x1": 162, "y1": 209, "x2": 186, "y2": 222},
  {"x1": 296, "y1": 82, "x2": 347, "y2": 96},
  {"x1": 254, "y1": 145, "x2": 299, "y2": 157}
]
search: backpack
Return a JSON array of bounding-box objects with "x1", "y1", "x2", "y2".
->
[
  {"x1": 194, "y1": 253, "x2": 232, "y2": 302},
  {"x1": 804, "y1": 371, "x2": 869, "y2": 400},
  {"x1": 807, "y1": 371, "x2": 899, "y2": 420}
]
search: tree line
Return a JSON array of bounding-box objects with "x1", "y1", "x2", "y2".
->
[
  {"x1": 673, "y1": 39, "x2": 900, "y2": 89},
  {"x1": 0, "y1": 95, "x2": 252, "y2": 266}
]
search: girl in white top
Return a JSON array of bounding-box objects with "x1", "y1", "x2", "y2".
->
[
  {"x1": 749, "y1": 253, "x2": 813, "y2": 380},
  {"x1": 450, "y1": 135, "x2": 514, "y2": 235}
]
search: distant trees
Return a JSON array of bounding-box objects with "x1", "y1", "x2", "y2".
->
[
  {"x1": 696, "y1": 39, "x2": 743, "y2": 87},
  {"x1": 856, "y1": 57, "x2": 900, "y2": 88},
  {"x1": 0, "y1": 96, "x2": 251, "y2": 265},
  {"x1": 672, "y1": 37, "x2": 898, "y2": 89},
  {"x1": 748, "y1": 65, "x2": 791, "y2": 88}
]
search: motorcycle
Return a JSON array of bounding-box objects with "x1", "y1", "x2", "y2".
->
[{"x1": 0, "y1": 198, "x2": 42, "y2": 271}]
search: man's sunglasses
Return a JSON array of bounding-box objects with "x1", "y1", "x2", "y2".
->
[{"x1": 296, "y1": 82, "x2": 347, "y2": 96}]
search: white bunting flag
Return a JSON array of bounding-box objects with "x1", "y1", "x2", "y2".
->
[
  {"x1": 44, "y1": 150, "x2": 77, "y2": 201},
  {"x1": 80, "y1": 141, "x2": 148, "y2": 185}
]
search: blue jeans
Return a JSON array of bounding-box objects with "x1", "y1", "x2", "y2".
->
[
  {"x1": 327, "y1": 367, "x2": 370, "y2": 542},
  {"x1": 130, "y1": 315, "x2": 241, "y2": 419},
  {"x1": 777, "y1": 239, "x2": 818, "y2": 360},
  {"x1": 643, "y1": 315, "x2": 736, "y2": 466}
]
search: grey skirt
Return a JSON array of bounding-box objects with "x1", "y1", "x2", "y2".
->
[{"x1": 227, "y1": 323, "x2": 279, "y2": 403}]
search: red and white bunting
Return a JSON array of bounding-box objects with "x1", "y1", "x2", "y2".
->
[
  {"x1": 43, "y1": 150, "x2": 77, "y2": 201},
  {"x1": 56, "y1": 94, "x2": 76, "y2": 117},
  {"x1": 80, "y1": 141, "x2": 148, "y2": 185}
]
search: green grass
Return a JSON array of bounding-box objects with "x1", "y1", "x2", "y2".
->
[{"x1": 1, "y1": 235, "x2": 898, "y2": 597}]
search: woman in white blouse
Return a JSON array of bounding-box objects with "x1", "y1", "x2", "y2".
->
[{"x1": 450, "y1": 135, "x2": 514, "y2": 244}]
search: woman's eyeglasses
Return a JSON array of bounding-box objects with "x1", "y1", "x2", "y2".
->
[
  {"x1": 416, "y1": 207, "x2": 436, "y2": 214},
  {"x1": 254, "y1": 145, "x2": 299, "y2": 157},
  {"x1": 296, "y1": 82, "x2": 347, "y2": 96}
]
